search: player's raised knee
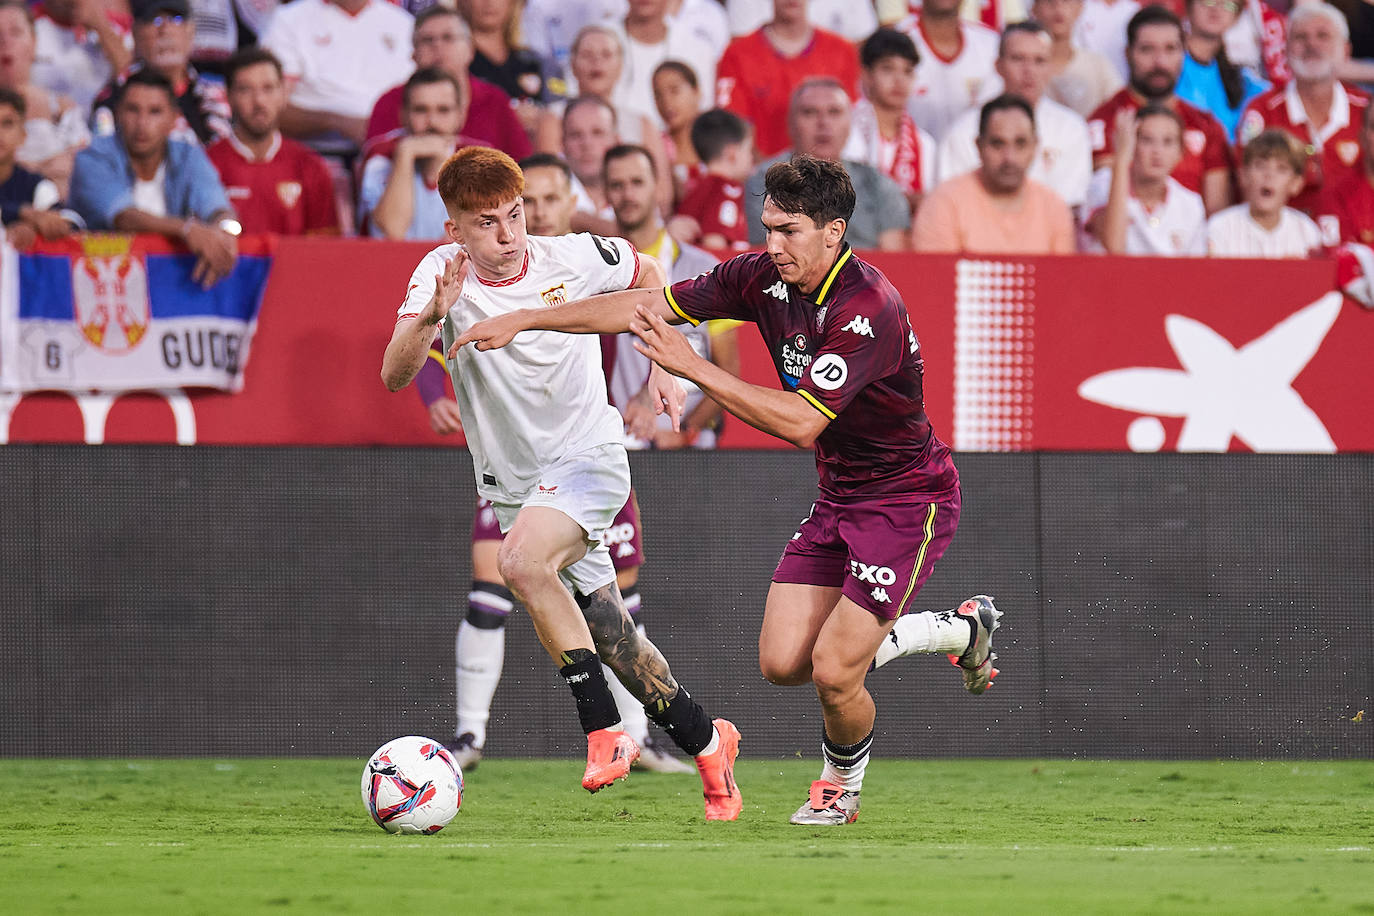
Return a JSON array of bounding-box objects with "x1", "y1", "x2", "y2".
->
[{"x1": 759, "y1": 655, "x2": 811, "y2": 687}]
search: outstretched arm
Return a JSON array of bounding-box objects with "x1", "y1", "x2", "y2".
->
[
  {"x1": 630, "y1": 307, "x2": 830, "y2": 450},
  {"x1": 450, "y1": 256, "x2": 673, "y2": 354},
  {"x1": 381, "y1": 251, "x2": 468, "y2": 391}
]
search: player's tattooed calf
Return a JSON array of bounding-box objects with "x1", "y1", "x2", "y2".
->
[{"x1": 582, "y1": 584, "x2": 678, "y2": 705}]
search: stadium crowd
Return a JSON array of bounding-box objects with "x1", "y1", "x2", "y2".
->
[{"x1": 4, "y1": 0, "x2": 1374, "y2": 262}]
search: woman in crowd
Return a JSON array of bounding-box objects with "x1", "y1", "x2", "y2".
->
[{"x1": 1176, "y1": 0, "x2": 1268, "y2": 140}]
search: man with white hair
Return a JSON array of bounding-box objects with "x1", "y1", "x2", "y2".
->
[
  {"x1": 1238, "y1": 1, "x2": 1370, "y2": 226},
  {"x1": 936, "y1": 21, "x2": 1092, "y2": 210}
]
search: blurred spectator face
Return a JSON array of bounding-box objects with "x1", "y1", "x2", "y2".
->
[
  {"x1": 789, "y1": 83, "x2": 851, "y2": 162},
  {"x1": 227, "y1": 61, "x2": 286, "y2": 141},
  {"x1": 1133, "y1": 111, "x2": 1183, "y2": 182},
  {"x1": 116, "y1": 83, "x2": 177, "y2": 159},
  {"x1": 605, "y1": 149, "x2": 657, "y2": 232},
  {"x1": 404, "y1": 79, "x2": 466, "y2": 139},
  {"x1": 652, "y1": 66, "x2": 700, "y2": 132},
  {"x1": 997, "y1": 30, "x2": 1052, "y2": 104},
  {"x1": 522, "y1": 164, "x2": 574, "y2": 236},
  {"x1": 772, "y1": 0, "x2": 807, "y2": 25},
  {"x1": 1030, "y1": 0, "x2": 1084, "y2": 40},
  {"x1": 976, "y1": 106, "x2": 1036, "y2": 194},
  {"x1": 1240, "y1": 154, "x2": 1301, "y2": 219},
  {"x1": 921, "y1": 0, "x2": 962, "y2": 17},
  {"x1": 460, "y1": 0, "x2": 512, "y2": 36},
  {"x1": 1126, "y1": 22, "x2": 1184, "y2": 100},
  {"x1": 861, "y1": 54, "x2": 916, "y2": 112},
  {"x1": 0, "y1": 5, "x2": 36, "y2": 90},
  {"x1": 571, "y1": 30, "x2": 623, "y2": 99},
  {"x1": 0, "y1": 99, "x2": 25, "y2": 164},
  {"x1": 134, "y1": 7, "x2": 194, "y2": 75},
  {"x1": 1186, "y1": 0, "x2": 1241, "y2": 42},
  {"x1": 414, "y1": 13, "x2": 474, "y2": 76},
  {"x1": 563, "y1": 100, "x2": 617, "y2": 182},
  {"x1": 1287, "y1": 12, "x2": 1347, "y2": 82},
  {"x1": 628, "y1": 0, "x2": 668, "y2": 19}
]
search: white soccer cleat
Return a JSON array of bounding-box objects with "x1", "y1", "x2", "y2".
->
[
  {"x1": 788, "y1": 780, "x2": 860, "y2": 826},
  {"x1": 948, "y1": 595, "x2": 1002, "y2": 694},
  {"x1": 446, "y1": 732, "x2": 483, "y2": 771}
]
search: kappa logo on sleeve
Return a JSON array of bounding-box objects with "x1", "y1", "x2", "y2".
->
[
  {"x1": 591, "y1": 235, "x2": 621, "y2": 265},
  {"x1": 842, "y1": 315, "x2": 874, "y2": 338}
]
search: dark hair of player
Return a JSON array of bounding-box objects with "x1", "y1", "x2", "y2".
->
[
  {"x1": 1126, "y1": 4, "x2": 1183, "y2": 48},
  {"x1": 403, "y1": 67, "x2": 465, "y2": 110},
  {"x1": 224, "y1": 47, "x2": 283, "y2": 90},
  {"x1": 518, "y1": 152, "x2": 572, "y2": 181},
  {"x1": 438, "y1": 146, "x2": 526, "y2": 214},
  {"x1": 978, "y1": 93, "x2": 1036, "y2": 138},
  {"x1": 690, "y1": 108, "x2": 749, "y2": 164},
  {"x1": 762, "y1": 154, "x2": 856, "y2": 228},
  {"x1": 0, "y1": 86, "x2": 25, "y2": 118},
  {"x1": 1242, "y1": 127, "x2": 1308, "y2": 173},
  {"x1": 859, "y1": 27, "x2": 920, "y2": 69},
  {"x1": 652, "y1": 59, "x2": 698, "y2": 90},
  {"x1": 117, "y1": 67, "x2": 178, "y2": 107},
  {"x1": 602, "y1": 143, "x2": 655, "y2": 180}
]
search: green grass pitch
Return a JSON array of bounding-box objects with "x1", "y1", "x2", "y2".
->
[{"x1": 3, "y1": 758, "x2": 1372, "y2": 914}]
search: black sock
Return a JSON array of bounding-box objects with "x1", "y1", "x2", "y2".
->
[
  {"x1": 823, "y1": 730, "x2": 872, "y2": 773},
  {"x1": 645, "y1": 686, "x2": 714, "y2": 756},
  {"x1": 558, "y1": 648, "x2": 619, "y2": 734}
]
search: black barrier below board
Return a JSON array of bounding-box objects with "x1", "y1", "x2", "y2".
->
[{"x1": 0, "y1": 447, "x2": 1369, "y2": 759}]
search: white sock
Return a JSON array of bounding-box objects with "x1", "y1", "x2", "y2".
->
[
  {"x1": 819, "y1": 732, "x2": 872, "y2": 792},
  {"x1": 604, "y1": 662, "x2": 649, "y2": 744},
  {"x1": 455, "y1": 619, "x2": 505, "y2": 747},
  {"x1": 695, "y1": 725, "x2": 720, "y2": 758},
  {"x1": 872, "y1": 608, "x2": 973, "y2": 669}
]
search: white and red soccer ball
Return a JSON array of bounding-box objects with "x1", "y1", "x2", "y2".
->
[{"x1": 361, "y1": 736, "x2": 464, "y2": 834}]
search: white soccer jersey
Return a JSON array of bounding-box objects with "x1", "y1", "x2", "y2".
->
[
  {"x1": 397, "y1": 234, "x2": 641, "y2": 504},
  {"x1": 935, "y1": 95, "x2": 1093, "y2": 206},
  {"x1": 1074, "y1": 0, "x2": 1139, "y2": 83},
  {"x1": 1082, "y1": 172, "x2": 1207, "y2": 255},
  {"x1": 898, "y1": 16, "x2": 1001, "y2": 140},
  {"x1": 1206, "y1": 205, "x2": 1321, "y2": 258}
]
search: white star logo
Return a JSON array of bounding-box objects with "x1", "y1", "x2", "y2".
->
[{"x1": 1077, "y1": 294, "x2": 1340, "y2": 452}]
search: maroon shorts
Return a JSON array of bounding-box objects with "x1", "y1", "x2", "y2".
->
[
  {"x1": 471, "y1": 491, "x2": 645, "y2": 571},
  {"x1": 773, "y1": 491, "x2": 961, "y2": 620}
]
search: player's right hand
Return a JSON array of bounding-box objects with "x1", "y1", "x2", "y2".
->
[
  {"x1": 423, "y1": 249, "x2": 468, "y2": 325},
  {"x1": 448, "y1": 310, "x2": 526, "y2": 356},
  {"x1": 427, "y1": 398, "x2": 464, "y2": 435}
]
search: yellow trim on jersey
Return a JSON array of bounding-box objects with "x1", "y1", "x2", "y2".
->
[
  {"x1": 814, "y1": 247, "x2": 853, "y2": 306},
  {"x1": 426, "y1": 348, "x2": 447, "y2": 368},
  {"x1": 708, "y1": 318, "x2": 744, "y2": 335},
  {"x1": 664, "y1": 285, "x2": 701, "y2": 326},
  {"x1": 798, "y1": 389, "x2": 837, "y2": 420},
  {"x1": 898, "y1": 504, "x2": 939, "y2": 613}
]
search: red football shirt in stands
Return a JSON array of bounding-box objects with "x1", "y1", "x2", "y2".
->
[
  {"x1": 1087, "y1": 89, "x2": 1233, "y2": 194},
  {"x1": 715, "y1": 26, "x2": 860, "y2": 158},
  {"x1": 366, "y1": 75, "x2": 533, "y2": 160},
  {"x1": 677, "y1": 173, "x2": 750, "y2": 251},
  {"x1": 207, "y1": 132, "x2": 339, "y2": 235}
]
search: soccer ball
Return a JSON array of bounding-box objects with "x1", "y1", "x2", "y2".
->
[{"x1": 361, "y1": 736, "x2": 464, "y2": 834}]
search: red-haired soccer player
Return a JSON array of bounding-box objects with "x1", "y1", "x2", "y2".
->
[
  {"x1": 380, "y1": 146, "x2": 741, "y2": 820},
  {"x1": 455, "y1": 154, "x2": 1001, "y2": 826}
]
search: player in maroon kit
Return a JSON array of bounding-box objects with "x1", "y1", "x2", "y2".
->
[{"x1": 453, "y1": 154, "x2": 1000, "y2": 826}]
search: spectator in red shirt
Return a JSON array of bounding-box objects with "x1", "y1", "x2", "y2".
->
[
  {"x1": 1087, "y1": 5, "x2": 1234, "y2": 214},
  {"x1": 715, "y1": 0, "x2": 859, "y2": 159},
  {"x1": 366, "y1": 6, "x2": 531, "y2": 161},
  {"x1": 1327, "y1": 101, "x2": 1374, "y2": 245},
  {"x1": 1237, "y1": 2, "x2": 1368, "y2": 233},
  {"x1": 206, "y1": 48, "x2": 339, "y2": 236},
  {"x1": 672, "y1": 107, "x2": 752, "y2": 251}
]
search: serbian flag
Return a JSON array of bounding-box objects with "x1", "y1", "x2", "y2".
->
[{"x1": 0, "y1": 233, "x2": 273, "y2": 393}]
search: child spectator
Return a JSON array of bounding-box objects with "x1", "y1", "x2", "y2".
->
[
  {"x1": 672, "y1": 107, "x2": 752, "y2": 251},
  {"x1": 1083, "y1": 105, "x2": 1206, "y2": 254},
  {"x1": 1207, "y1": 127, "x2": 1321, "y2": 257},
  {"x1": 0, "y1": 87, "x2": 77, "y2": 248},
  {"x1": 844, "y1": 28, "x2": 936, "y2": 217}
]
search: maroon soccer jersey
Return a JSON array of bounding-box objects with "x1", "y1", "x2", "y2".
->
[
  {"x1": 665, "y1": 247, "x2": 959, "y2": 502},
  {"x1": 207, "y1": 134, "x2": 339, "y2": 235}
]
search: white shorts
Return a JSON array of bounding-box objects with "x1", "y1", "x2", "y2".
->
[{"x1": 491, "y1": 442, "x2": 631, "y2": 597}]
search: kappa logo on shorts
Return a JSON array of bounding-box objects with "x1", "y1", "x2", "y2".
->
[
  {"x1": 849, "y1": 560, "x2": 896, "y2": 586},
  {"x1": 870, "y1": 587, "x2": 891, "y2": 604}
]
